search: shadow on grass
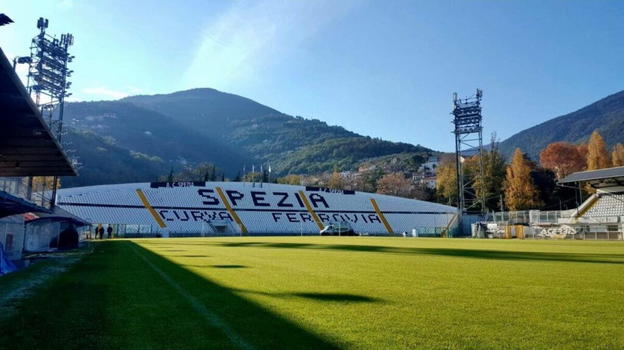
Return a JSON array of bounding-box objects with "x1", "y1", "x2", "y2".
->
[
  {"x1": 294, "y1": 292, "x2": 377, "y2": 302},
  {"x1": 211, "y1": 264, "x2": 248, "y2": 269},
  {"x1": 201, "y1": 241, "x2": 624, "y2": 265},
  {"x1": 231, "y1": 288, "x2": 381, "y2": 303},
  {"x1": 181, "y1": 264, "x2": 247, "y2": 269},
  {"x1": 130, "y1": 242, "x2": 342, "y2": 349},
  {"x1": 0, "y1": 241, "x2": 342, "y2": 350}
]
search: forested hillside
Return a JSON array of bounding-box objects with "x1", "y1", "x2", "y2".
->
[
  {"x1": 499, "y1": 90, "x2": 624, "y2": 160},
  {"x1": 62, "y1": 88, "x2": 431, "y2": 186}
]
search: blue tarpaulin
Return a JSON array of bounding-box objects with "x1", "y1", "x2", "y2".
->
[{"x1": 0, "y1": 242, "x2": 16, "y2": 274}]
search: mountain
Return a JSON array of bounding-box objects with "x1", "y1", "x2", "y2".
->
[
  {"x1": 63, "y1": 88, "x2": 431, "y2": 187},
  {"x1": 62, "y1": 100, "x2": 252, "y2": 186},
  {"x1": 499, "y1": 90, "x2": 624, "y2": 160},
  {"x1": 64, "y1": 129, "x2": 168, "y2": 186},
  {"x1": 121, "y1": 89, "x2": 390, "y2": 163},
  {"x1": 65, "y1": 101, "x2": 250, "y2": 166},
  {"x1": 123, "y1": 88, "x2": 280, "y2": 137}
]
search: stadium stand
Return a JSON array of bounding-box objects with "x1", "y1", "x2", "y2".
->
[
  {"x1": 0, "y1": 47, "x2": 77, "y2": 268},
  {"x1": 561, "y1": 166, "x2": 624, "y2": 222},
  {"x1": 577, "y1": 192, "x2": 624, "y2": 218},
  {"x1": 57, "y1": 182, "x2": 457, "y2": 237},
  {"x1": 477, "y1": 167, "x2": 624, "y2": 240}
]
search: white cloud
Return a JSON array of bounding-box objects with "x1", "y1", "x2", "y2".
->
[
  {"x1": 14, "y1": 62, "x2": 29, "y2": 82},
  {"x1": 126, "y1": 86, "x2": 144, "y2": 95},
  {"x1": 80, "y1": 85, "x2": 144, "y2": 100},
  {"x1": 182, "y1": 0, "x2": 354, "y2": 90},
  {"x1": 3, "y1": 50, "x2": 29, "y2": 86},
  {"x1": 58, "y1": 0, "x2": 74, "y2": 10},
  {"x1": 82, "y1": 87, "x2": 131, "y2": 100}
]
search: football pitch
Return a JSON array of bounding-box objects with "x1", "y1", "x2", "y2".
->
[{"x1": 1, "y1": 237, "x2": 623, "y2": 349}]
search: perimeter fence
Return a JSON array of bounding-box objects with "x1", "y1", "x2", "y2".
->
[{"x1": 476, "y1": 210, "x2": 624, "y2": 240}]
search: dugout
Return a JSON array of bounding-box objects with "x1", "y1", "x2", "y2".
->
[{"x1": 24, "y1": 207, "x2": 90, "y2": 252}]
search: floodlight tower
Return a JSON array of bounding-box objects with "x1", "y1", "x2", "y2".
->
[
  {"x1": 452, "y1": 89, "x2": 485, "y2": 234},
  {"x1": 25, "y1": 17, "x2": 75, "y2": 206}
]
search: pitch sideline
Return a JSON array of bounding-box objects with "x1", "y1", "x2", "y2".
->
[{"x1": 130, "y1": 244, "x2": 254, "y2": 350}]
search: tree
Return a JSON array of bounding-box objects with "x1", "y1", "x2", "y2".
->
[
  {"x1": 376, "y1": 172, "x2": 412, "y2": 198},
  {"x1": 530, "y1": 167, "x2": 557, "y2": 209},
  {"x1": 327, "y1": 171, "x2": 344, "y2": 189},
  {"x1": 209, "y1": 165, "x2": 216, "y2": 181},
  {"x1": 612, "y1": 143, "x2": 624, "y2": 167},
  {"x1": 277, "y1": 174, "x2": 302, "y2": 185},
  {"x1": 539, "y1": 142, "x2": 586, "y2": 179},
  {"x1": 261, "y1": 168, "x2": 269, "y2": 183},
  {"x1": 200, "y1": 164, "x2": 215, "y2": 181},
  {"x1": 30, "y1": 176, "x2": 60, "y2": 193},
  {"x1": 411, "y1": 183, "x2": 435, "y2": 201},
  {"x1": 465, "y1": 136, "x2": 507, "y2": 211},
  {"x1": 170, "y1": 163, "x2": 220, "y2": 182},
  {"x1": 436, "y1": 157, "x2": 457, "y2": 205},
  {"x1": 577, "y1": 143, "x2": 588, "y2": 162},
  {"x1": 352, "y1": 168, "x2": 383, "y2": 193},
  {"x1": 586, "y1": 130, "x2": 611, "y2": 170},
  {"x1": 243, "y1": 171, "x2": 262, "y2": 182},
  {"x1": 504, "y1": 148, "x2": 541, "y2": 210}
]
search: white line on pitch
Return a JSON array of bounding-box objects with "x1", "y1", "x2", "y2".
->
[{"x1": 131, "y1": 245, "x2": 254, "y2": 350}]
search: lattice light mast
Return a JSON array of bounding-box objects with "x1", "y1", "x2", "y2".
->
[
  {"x1": 26, "y1": 17, "x2": 74, "y2": 206},
  {"x1": 452, "y1": 89, "x2": 485, "y2": 229}
]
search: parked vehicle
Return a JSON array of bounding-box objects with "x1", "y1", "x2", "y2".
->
[{"x1": 320, "y1": 222, "x2": 358, "y2": 236}]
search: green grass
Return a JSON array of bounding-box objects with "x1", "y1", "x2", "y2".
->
[{"x1": 1, "y1": 237, "x2": 623, "y2": 349}]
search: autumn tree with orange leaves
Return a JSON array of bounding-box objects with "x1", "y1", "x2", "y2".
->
[
  {"x1": 504, "y1": 148, "x2": 541, "y2": 210},
  {"x1": 612, "y1": 143, "x2": 624, "y2": 167},
  {"x1": 586, "y1": 130, "x2": 611, "y2": 170},
  {"x1": 376, "y1": 172, "x2": 412, "y2": 198},
  {"x1": 539, "y1": 142, "x2": 586, "y2": 179},
  {"x1": 327, "y1": 170, "x2": 345, "y2": 189}
]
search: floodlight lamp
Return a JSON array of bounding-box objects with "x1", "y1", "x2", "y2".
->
[
  {"x1": 37, "y1": 17, "x2": 49, "y2": 30},
  {"x1": 17, "y1": 56, "x2": 32, "y2": 64}
]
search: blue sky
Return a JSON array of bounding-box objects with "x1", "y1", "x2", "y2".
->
[{"x1": 2, "y1": 0, "x2": 623, "y2": 152}]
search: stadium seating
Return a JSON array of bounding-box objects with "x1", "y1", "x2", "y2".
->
[
  {"x1": 57, "y1": 182, "x2": 457, "y2": 236},
  {"x1": 580, "y1": 192, "x2": 624, "y2": 218}
]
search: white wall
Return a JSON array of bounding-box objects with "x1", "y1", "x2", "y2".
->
[{"x1": 0, "y1": 215, "x2": 24, "y2": 260}]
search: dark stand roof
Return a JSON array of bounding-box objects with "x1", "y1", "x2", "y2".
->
[
  {"x1": 0, "y1": 47, "x2": 76, "y2": 177},
  {"x1": 559, "y1": 166, "x2": 624, "y2": 186},
  {"x1": 0, "y1": 190, "x2": 49, "y2": 217},
  {"x1": 25, "y1": 206, "x2": 90, "y2": 227},
  {"x1": 0, "y1": 14, "x2": 13, "y2": 26}
]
